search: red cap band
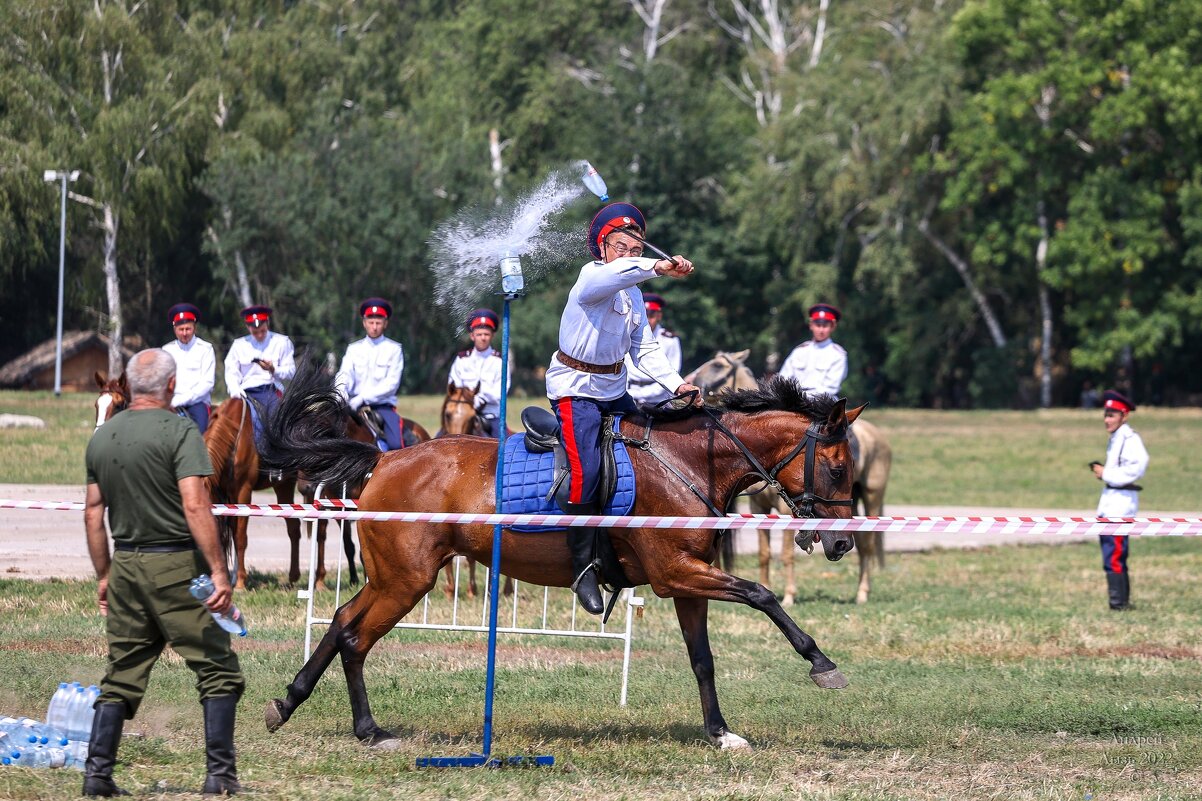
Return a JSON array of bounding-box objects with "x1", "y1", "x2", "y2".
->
[
  {"x1": 244, "y1": 313, "x2": 269, "y2": 324},
  {"x1": 597, "y1": 216, "x2": 639, "y2": 253},
  {"x1": 364, "y1": 305, "x2": 388, "y2": 318},
  {"x1": 470, "y1": 315, "x2": 497, "y2": 330},
  {"x1": 644, "y1": 300, "x2": 663, "y2": 312},
  {"x1": 1103, "y1": 397, "x2": 1131, "y2": 413},
  {"x1": 810, "y1": 309, "x2": 837, "y2": 321},
  {"x1": 173, "y1": 311, "x2": 197, "y2": 324}
]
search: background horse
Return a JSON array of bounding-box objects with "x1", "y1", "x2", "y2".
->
[
  {"x1": 686, "y1": 350, "x2": 893, "y2": 604},
  {"x1": 260, "y1": 363, "x2": 860, "y2": 750},
  {"x1": 204, "y1": 397, "x2": 303, "y2": 589},
  {"x1": 303, "y1": 410, "x2": 432, "y2": 588},
  {"x1": 92, "y1": 372, "x2": 129, "y2": 430}
]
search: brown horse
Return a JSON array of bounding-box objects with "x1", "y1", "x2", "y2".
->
[
  {"x1": 303, "y1": 411, "x2": 433, "y2": 587},
  {"x1": 92, "y1": 372, "x2": 129, "y2": 430},
  {"x1": 688, "y1": 350, "x2": 893, "y2": 604},
  {"x1": 260, "y1": 363, "x2": 860, "y2": 749},
  {"x1": 203, "y1": 397, "x2": 303, "y2": 589}
]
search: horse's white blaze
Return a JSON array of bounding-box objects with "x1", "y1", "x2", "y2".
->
[
  {"x1": 94, "y1": 394, "x2": 113, "y2": 430},
  {"x1": 715, "y1": 731, "x2": 750, "y2": 750}
]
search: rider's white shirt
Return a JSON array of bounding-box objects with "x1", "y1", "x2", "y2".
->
[
  {"x1": 223, "y1": 331, "x2": 296, "y2": 397},
  {"x1": 625, "y1": 324, "x2": 682, "y2": 404},
  {"x1": 778, "y1": 339, "x2": 848, "y2": 397},
  {"x1": 163, "y1": 336, "x2": 215, "y2": 408},
  {"x1": 1097, "y1": 423, "x2": 1149, "y2": 518},
  {"x1": 546, "y1": 257, "x2": 683, "y2": 401},
  {"x1": 335, "y1": 335, "x2": 404, "y2": 410},
  {"x1": 447, "y1": 346, "x2": 511, "y2": 417}
]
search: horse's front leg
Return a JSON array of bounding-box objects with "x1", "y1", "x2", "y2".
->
[
  {"x1": 234, "y1": 489, "x2": 252, "y2": 591},
  {"x1": 656, "y1": 557, "x2": 847, "y2": 689},
  {"x1": 673, "y1": 597, "x2": 747, "y2": 750}
]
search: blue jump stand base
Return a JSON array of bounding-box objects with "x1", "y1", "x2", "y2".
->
[{"x1": 416, "y1": 754, "x2": 555, "y2": 769}]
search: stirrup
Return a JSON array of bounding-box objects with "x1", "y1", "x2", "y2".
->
[{"x1": 570, "y1": 560, "x2": 600, "y2": 594}]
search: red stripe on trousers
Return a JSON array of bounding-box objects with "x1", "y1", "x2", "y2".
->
[
  {"x1": 1109, "y1": 536, "x2": 1125, "y2": 573},
  {"x1": 557, "y1": 398, "x2": 585, "y2": 504}
]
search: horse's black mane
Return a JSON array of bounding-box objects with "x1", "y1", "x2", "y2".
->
[{"x1": 639, "y1": 376, "x2": 838, "y2": 422}]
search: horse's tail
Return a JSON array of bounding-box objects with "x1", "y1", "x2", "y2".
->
[{"x1": 261, "y1": 356, "x2": 382, "y2": 489}]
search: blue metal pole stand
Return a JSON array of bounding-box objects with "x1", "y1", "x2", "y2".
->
[{"x1": 417, "y1": 292, "x2": 554, "y2": 770}]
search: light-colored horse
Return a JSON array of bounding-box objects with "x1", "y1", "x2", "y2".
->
[{"x1": 685, "y1": 350, "x2": 893, "y2": 604}]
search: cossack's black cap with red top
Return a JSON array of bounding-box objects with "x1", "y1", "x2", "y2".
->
[
  {"x1": 241, "y1": 305, "x2": 271, "y2": 327},
  {"x1": 588, "y1": 202, "x2": 647, "y2": 259},
  {"x1": 1102, "y1": 389, "x2": 1135, "y2": 413},
  {"x1": 808, "y1": 303, "x2": 841, "y2": 323},
  {"x1": 168, "y1": 303, "x2": 200, "y2": 326},
  {"x1": 359, "y1": 298, "x2": 392, "y2": 318},
  {"x1": 466, "y1": 308, "x2": 499, "y2": 331}
]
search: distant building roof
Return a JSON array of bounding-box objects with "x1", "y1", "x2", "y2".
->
[{"x1": 0, "y1": 330, "x2": 137, "y2": 387}]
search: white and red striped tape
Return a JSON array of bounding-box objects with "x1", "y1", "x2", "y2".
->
[{"x1": 3, "y1": 498, "x2": 1201, "y2": 536}]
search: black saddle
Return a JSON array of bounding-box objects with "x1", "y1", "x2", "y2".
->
[{"x1": 520, "y1": 406, "x2": 622, "y2": 513}]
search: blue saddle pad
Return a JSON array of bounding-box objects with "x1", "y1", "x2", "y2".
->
[{"x1": 498, "y1": 418, "x2": 635, "y2": 532}]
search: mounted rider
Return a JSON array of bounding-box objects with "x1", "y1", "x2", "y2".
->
[
  {"x1": 335, "y1": 298, "x2": 406, "y2": 451},
  {"x1": 223, "y1": 305, "x2": 296, "y2": 420},
  {"x1": 546, "y1": 201, "x2": 700, "y2": 614},
  {"x1": 624, "y1": 292, "x2": 682, "y2": 406},
  {"x1": 447, "y1": 308, "x2": 510, "y2": 439},
  {"x1": 163, "y1": 302, "x2": 216, "y2": 434}
]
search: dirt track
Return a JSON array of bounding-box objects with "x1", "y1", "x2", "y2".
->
[{"x1": 2, "y1": 482, "x2": 1183, "y2": 580}]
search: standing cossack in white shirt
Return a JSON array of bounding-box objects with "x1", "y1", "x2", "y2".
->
[
  {"x1": 778, "y1": 303, "x2": 847, "y2": 397},
  {"x1": 1090, "y1": 389, "x2": 1148, "y2": 610}
]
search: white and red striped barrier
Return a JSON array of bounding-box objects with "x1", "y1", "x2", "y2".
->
[{"x1": 4, "y1": 498, "x2": 1201, "y2": 536}]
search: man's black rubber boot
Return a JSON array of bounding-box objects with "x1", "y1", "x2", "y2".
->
[
  {"x1": 1107, "y1": 572, "x2": 1131, "y2": 610},
  {"x1": 201, "y1": 695, "x2": 241, "y2": 795},
  {"x1": 82, "y1": 703, "x2": 130, "y2": 797}
]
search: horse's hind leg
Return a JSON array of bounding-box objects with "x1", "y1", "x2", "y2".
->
[
  {"x1": 673, "y1": 597, "x2": 747, "y2": 750},
  {"x1": 757, "y1": 530, "x2": 772, "y2": 590},
  {"x1": 343, "y1": 520, "x2": 360, "y2": 586},
  {"x1": 780, "y1": 527, "x2": 795, "y2": 606}
]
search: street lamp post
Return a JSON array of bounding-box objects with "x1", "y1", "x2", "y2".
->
[{"x1": 43, "y1": 169, "x2": 79, "y2": 396}]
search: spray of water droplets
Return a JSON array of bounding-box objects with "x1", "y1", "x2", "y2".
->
[{"x1": 429, "y1": 162, "x2": 599, "y2": 328}]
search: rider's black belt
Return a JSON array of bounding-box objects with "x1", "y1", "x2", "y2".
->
[
  {"x1": 114, "y1": 542, "x2": 197, "y2": 553},
  {"x1": 1106, "y1": 483, "x2": 1143, "y2": 492},
  {"x1": 556, "y1": 351, "x2": 624, "y2": 375}
]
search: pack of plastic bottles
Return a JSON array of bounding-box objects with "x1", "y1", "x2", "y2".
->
[{"x1": 0, "y1": 680, "x2": 99, "y2": 771}]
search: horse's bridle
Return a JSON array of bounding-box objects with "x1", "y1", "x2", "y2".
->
[
  {"x1": 614, "y1": 404, "x2": 853, "y2": 552},
  {"x1": 693, "y1": 359, "x2": 739, "y2": 397}
]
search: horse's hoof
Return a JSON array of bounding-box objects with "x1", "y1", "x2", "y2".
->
[
  {"x1": 369, "y1": 737, "x2": 403, "y2": 752},
  {"x1": 712, "y1": 731, "x2": 751, "y2": 750},
  {"x1": 811, "y1": 668, "x2": 848, "y2": 689},
  {"x1": 782, "y1": 594, "x2": 795, "y2": 606},
  {"x1": 265, "y1": 699, "x2": 288, "y2": 733}
]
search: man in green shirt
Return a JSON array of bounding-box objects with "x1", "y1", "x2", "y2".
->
[{"x1": 84, "y1": 348, "x2": 244, "y2": 797}]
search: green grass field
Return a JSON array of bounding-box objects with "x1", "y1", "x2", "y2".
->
[
  {"x1": 3, "y1": 390, "x2": 1201, "y2": 511},
  {"x1": 1, "y1": 542, "x2": 1200, "y2": 800}
]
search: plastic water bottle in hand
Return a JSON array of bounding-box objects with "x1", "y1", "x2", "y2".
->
[
  {"x1": 582, "y1": 161, "x2": 609, "y2": 202},
  {"x1": 189, "y1": 575, "x2": 248, "y2": 637}
]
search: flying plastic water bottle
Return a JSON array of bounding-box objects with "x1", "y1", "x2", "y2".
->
[
  {"x1": 189, "y1": 575, "x2": 248, "y2": 637},
  {"x1": 581, "y1": 161, "x2": 609, "y2": 202}
]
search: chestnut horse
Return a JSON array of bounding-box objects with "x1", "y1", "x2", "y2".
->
[
  {"x1": 203, "y1": 398, "x2": 305, "y2": 589},
  {"x1": 92, "y1": 372, "x2": 129, "y2": 430},
  {"x1": 687, "y1": 350, "x2": 893, "y2": 604},
  {"x1": 260, "y1": 363, "x2": 860, "y2": 749},
  {"x1": 303, "y1": 411, "x2": 432, "y2": 587}
]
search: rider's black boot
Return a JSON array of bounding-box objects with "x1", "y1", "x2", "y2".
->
[
  {"x1": 563, "y1": 502, "x2": 603, "y2": 615},
  {"x1": 82, "y1": 703, "x2": 130, "y2": 797}
]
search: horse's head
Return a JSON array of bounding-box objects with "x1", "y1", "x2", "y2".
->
[
  {"x1": 441, "y1": 383, "x2": 483, "y2": 436},
  {"x1": 717, "y1": 378, "x2": 863, "y2": 561},
  {"x1": 686, "y1": 350, "x2": 756, "y2": 399},
  {"x1": 93, "y1": 371, "x2": 130, "y2": 431}
]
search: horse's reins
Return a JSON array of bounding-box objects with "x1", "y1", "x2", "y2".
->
[{"x1": 612, "y1": 402, "x2": 853, "y2": 552}]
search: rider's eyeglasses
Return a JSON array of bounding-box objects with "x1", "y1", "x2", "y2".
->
[{"x1": 606, "y1": 239, "x2": 644, "y2": 258}]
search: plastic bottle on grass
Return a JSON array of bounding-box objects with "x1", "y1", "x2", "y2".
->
[
  {"x1": 46, "y1": 683, "x2": 72, "y2": 733},
  {"x1": 189, "y1": 575, "x2": 248, "y2": 637},
  {"x1": 65, "y1": 685, "x2": 91, "y2": 741},
  {"x1": 25, "y1": 745, "x2": 68, "y2": 769}
]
